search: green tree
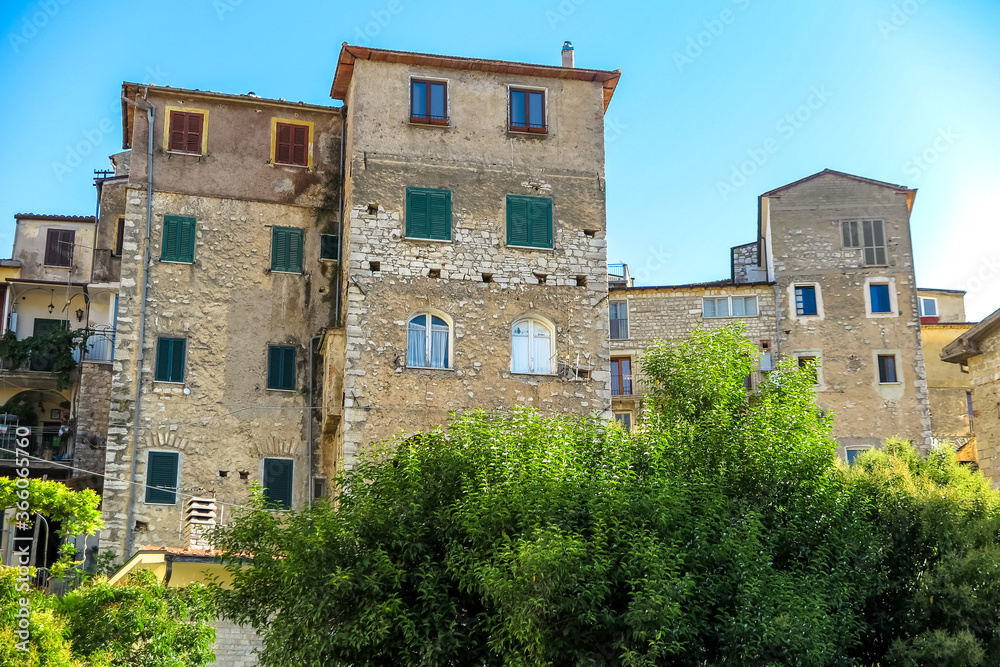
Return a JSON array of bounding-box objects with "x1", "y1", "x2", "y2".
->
[
  {"x1": 0, "y1": 478, "x2": 103, "y2": 577},
  {"x1": 0, "y1": 567, "x2": 215, "y2": 666}
]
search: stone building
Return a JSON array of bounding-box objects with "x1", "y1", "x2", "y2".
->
[
  {"x1": 0, "y1": 211, "x2": 118, "y2": 485},
  {"x1": 99, "y1": 43, "x2": 620, "y2": 560},
  {"x1": 611, "y1": 169, "x2": 933, "y2": 460},
  {"x1": 942, "y1": 307, "x2": 1000, "y2": 485},
  {"x1": 330, "y1": 43, "x2": 618, "y2": 467},
  {"x1": 917, "y1": 288, "x2": 975, "y2": 459}
]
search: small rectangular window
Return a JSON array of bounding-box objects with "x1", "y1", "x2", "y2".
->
[
  {"x1": 870, "y1": 283, "x2": 892, "y2": 313},
  {"x1": 114, "y1": 217, "x2": 125, "y2": 256},
  {"x1": 798, "y1": 355, "x2": 820, "y2": 385},
  {"x1": 877, "y1": 354, "x2": 898, "y2": 383},
  {"x1": 410, "y1": 79, "x2": 448, "y2": 125},
  {"x1": 731, "y1": 296, "x2": 758, "y2": 317},
  {"x1": 614, "y1": 413, "x2": 632, "y2": 431},
  {"x1": 845, "y1": 447, "x2": 870, "y2": 465},
  {"x1": 320, "y1": 234, "x2": 339, "y2": 260},
  {"x1": 509, "y1": 88, "x2": 546, "y2": 133},
  {"x1": 44, "y1": 229, "x2": 75, "y2": 267},
  {"x1": 611, "y1": 357, "x2": 632, "y2": 396},
  {"x1": 703, "y1": 297, "x2": 729, "y2": 318},
  {"x1": 155, "y1": 337, "x2": 186, "y2": 383},
  {"x1": 274, "y1": 122, "x2": 310, "y2": 166},
  {"x1": 267, "y1": 345, "x2": 296, "y2": 390},
  {"x1": 262, "y1": 458, "x2": 293, "y2": 510},
  {"x1": 406, "y1": 188, "x2": 452, "y2": 241},
  {"x1": 795, "y1": 285, "x2": 818, "y2": 316},
  {"x1": 506, "y1": 195, "x2": 553, "y2": 248},
  {"x1": 145, "y1": 451, "x2": 179, "y2": 504},
  {"x1": 168, "y1": 110, "x2": 204, "y2": 154},
  {"x1": 161, "y1": 216, "x2": 196, "y2": 263},
  {"x1": 919, "y1": 297, "x2": 938, "y2": 317},
  {"x1": 271, "y1": 226, "x2": 304, "y2": 273},
  {"x1": 609, "y1": 301, "x2": 629, "y2": 340}
]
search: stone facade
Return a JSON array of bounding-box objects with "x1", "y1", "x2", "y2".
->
[
  {"x1": 210, "y1": 619, "x2": 263, "y2": 667},
  {"x1": 332, "y1": 46, "x2": 618, "y2": 466},
  {"x1": 613, "y1": 170, "x2": 933, "y2": 459},
  {"x1": 73, "y1": 361, "x2": 113, "y2": 476},
  {"x1": 101, "y1": 86, "x2": 343, "y2": 556},
  {"x1": 942, "y1": 308, "x2": 1000, "y2": 485}
]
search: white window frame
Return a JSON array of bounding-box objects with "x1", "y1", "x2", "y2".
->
[
  {"x1": 864, "y1": 277, "x2": 898, "y2": 318},
  {"x1": 406, "y1": 310, "x2": 453, "y2": 370},
  {"x1": 511, "y1": 316, "x2": 556, "y2": 375},
  {"x1": 787, "y1": 282, "x2": 824, "y2": 321},
  {"x1": 792, "y1": 349, "x2": 825, "y2": 390},
  {"x1": 919, "y1": 296, "x2": 938, "y2": 317},
  {"x1": 844, "y1": 445, "x2": 872, "y2": 465},
  {"x1": 702, "y1": 295, "x2": 759, "y2": 318}
]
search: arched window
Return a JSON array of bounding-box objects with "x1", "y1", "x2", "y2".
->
[
  {"x1": 407, "y1": 312, "x2": 450, "y2": 369},
  {"x1": 512, "y1": 318, "x2": 554, "y2": 374}
]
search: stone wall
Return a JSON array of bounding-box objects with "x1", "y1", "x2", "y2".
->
[
  {"x1": 338, "y1": 57, "x2": 613, "y2": 464},
  {"x1": 73, "y1": 361, "x2": 112, "y2": 477},
  {"x1": 210, "y1": 618, "x2": 262, "y2": 667},
  {"x1": 732, "y1": 242, "x2": 765, "y2": 284},
  {"x1": 969, "y1": 330, "x2": 1000, "y2": 484},
  {"x1": 764, "y1": 173, "x2": 932, "y2": 451}
]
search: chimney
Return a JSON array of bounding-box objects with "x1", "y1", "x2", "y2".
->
[{"x1": 561, "y1": 41, "x2": 575, "y2": 68}]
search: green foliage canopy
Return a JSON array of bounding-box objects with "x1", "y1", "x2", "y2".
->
[{"x1": 212, "y1": 325, "x2": 1000, "y2": 666}]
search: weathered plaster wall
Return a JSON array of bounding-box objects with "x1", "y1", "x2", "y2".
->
[
  {"x1": 922, "y1": 323, "x2": 974, "y2": 442},
  {"x1": 339, "y1": 58, "x2": 611, "y2": 464},
  {"x1": 12, "y1": 219, "x2": 95, "y2": 283},
  {"x1": 968, "y1": 331, "x2": 1000, "y2": 485},
  {"x1": 764, "y1": 174, "x2": 931, "y2": 451},
  {"x1": 94, "y1": 176, "x2": 128, "y2": 283}
]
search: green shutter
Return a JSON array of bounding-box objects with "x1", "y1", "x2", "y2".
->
[
  {"x1": 406, "y1": 188, "x2": 451, "y2": 240},
  {"x1": 507, "y1": 196, "x2": 529, "y2": 246},
  {"x1": 427, "y1": 190, "x2": 451, "y2": 240},
  {"x1": 155, "y1": 338, "x2": 185, "y2": 382},
  {"x1": 263, "y1": 458, "x2": 293, "y2": 509},
  {"x1": 145, "y1": 451, "x2": 179, "y2": 504},
  {"x1": 268, "y1": 345, "x2": 296, "y2": 390},
  {"x1": 507, "y1": 196, "x2": 552, "y2": 248},
  {"x1": 406, "y1": 188, "x2": 429, "y2": 238},
  {"x1": 272, "y1": 227, "x2": 303, "y2": 273},
  {"x1": 162, "y1": 216, "x2": 195, "y2": 262}
]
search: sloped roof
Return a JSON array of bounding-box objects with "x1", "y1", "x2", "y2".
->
[
  {"x1": 760, "y1": 169, "x2": 914, "y2": 197},
  {"x1": 941, "y1": 307, "x2": 1000, "y2": 363},
  {"x1": 14, "y1": 214, "x2": 95, "y2": 223},
  {"x1": 330, "y1": 44, "x2": 621, "y2": 111}
]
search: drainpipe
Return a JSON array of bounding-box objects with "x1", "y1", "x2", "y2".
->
[
  {"x1": 120, "y1": 89, "x2": 155, "y2": 558},
  {"x1": 335, "y1": 111, "x2": 345, "y2": 327},
  {"x1": 307, "y1": 332, "x2": 323, "y2": 507}
]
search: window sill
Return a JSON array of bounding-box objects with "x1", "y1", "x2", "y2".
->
[
  {"x1": 166, "y1": 150, "x2": 205, "y2": 157},
  {"x1": 702, "y1": 315, "x2": 761, "y2": 319},
  {"x1": 266, "y1": 387, "x2": 297, "y2": 392},
  {"x1": 143, "y1": 500, "x2": 178, "y2": 506},
  {"x1": 511, "y1": 372, "x2": 558, "y2": 377},
  {"x1": 159, "y1": 259, "x2": 194, "y2": 265},
  {"x1": 271, "y1": 161, "x2": 310, "y2": 169},
  {"x1": 152, "y1": 380, "x2": 185, "y2": 386},
  {"x1": 409, "y1": 118, "x2": 450, "y2": 128},
  {"x1": 878, "y1": 382, "x2": 902, "y2": 386},
  {"x1": 404, "y1": 236, "x2": 452, "y2": 244},
  {"x1": 42, "y1": 264, "x2": 72, "y2": 269},
  {"x1": 508, "y1": 128, "x2": 548, "y2": 137},
  {"x1": 269, "y1": 270, "x2": 303, "y2": 275},
  {"x1": 867, "y1": 312, "x2": 897, "y2": 318},
  {"x1": 406, "y1": 366, "x2": 454, "y2": 372},
  {"x1": 507, "y1": 244, "x2": 554, "y2": 252}
]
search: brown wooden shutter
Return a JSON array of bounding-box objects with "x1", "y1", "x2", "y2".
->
[
  {"x1": 45, "y1": 229, "x2": 74, "y2": 266},
  {"x1": 291, "y1": 125, "x2": 308, "y2": 165},
  {"x1": 169, "y1": 111, "x2": 186, "y2": 151},
  {"x1": 185, "y1": 113, "x2": 202, "y2": 153},
  {"x1": 276, "y1": 123, "x2": 292, "y2": 164}
]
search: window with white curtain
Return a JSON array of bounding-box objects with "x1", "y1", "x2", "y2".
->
[
  {"x1": 407, "y1": 313, "x2": 450, "y2": 369},
  {"x1": 512, "y1": 319, "x2": 553, "y2": 374}
]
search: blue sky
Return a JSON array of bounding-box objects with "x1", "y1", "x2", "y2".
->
[{"x1": 1, "y1": 0, "x2": 997, "y2": 319}]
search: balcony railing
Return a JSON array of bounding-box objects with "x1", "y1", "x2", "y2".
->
[
  {"x1": 610, "y1": 318, "x2": 629, "y2": 340},
  {"x1": 72, "y1": 327, "x2": 115, "y2": 364},
  {"x1": 612, "y1": 374, "x2": 651, "y2": 397}
]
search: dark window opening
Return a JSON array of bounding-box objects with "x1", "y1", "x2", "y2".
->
[
  {"x1": 369, "y1": 261, "x2": 381, "y2": 272},
  {"x1": 44, "y1": 229, "x2": 75, "y2": 267},
  {"x1": 262, "y1": 458, "x2": 293, "y2": 510},
  {"x1": 877, "y1": 354, "x2": 898, "y2": 383},
  {"x1": 320, "y1": 234, "x2": 339, "y2": 260},
  {"x1": 114, "y1": 217, "x2": 125, "y2": 256}
]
